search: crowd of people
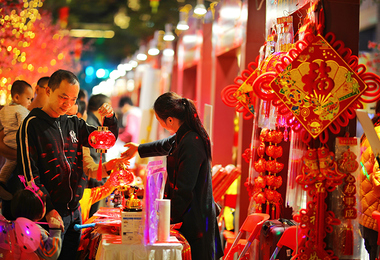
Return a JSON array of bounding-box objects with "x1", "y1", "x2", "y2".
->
[{"x1": 0, "y1": 69, "x2": 223, "y2": 260}]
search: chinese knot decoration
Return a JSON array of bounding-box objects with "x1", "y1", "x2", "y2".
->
[
  {"x1": 252, "y1": 128, "x2": 284, "y2": 219},
  {"x1": 251, "y1": 32, "x2": 380, "y2": 144},
  {"x1": 88, "y1": 126, "x2": 116, "y2": 181},
  {"x1": 222, "y1": 32, "x2": 380, "y2": 145},
  {"x1": 293, "y1": 146, "x2": 345, "y2": 260}
]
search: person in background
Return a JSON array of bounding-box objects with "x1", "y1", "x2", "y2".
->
[
  {"x1": 5, "y1": 69, "x2": 118, "y2": 260},
  {"x1": 85, "y1": 94, "x2": 112, "y2": 218},
  {"x1": 10, "y1": 180, "x2": 63, "y2": 260},
  {"x1": 29, "y1": 76, "x2": 49, "y2": 111},
  {"x1": 77, "y1": 100, "x2": 87, "y2": 120},
  {"x1": 0, "y1": 80, "x2": 33, "y2": 200},
  {"x1": 118, "y1": 96, "x2": 142, "y2": 144},
  {"x1": 78, "y1": 88, "x2": 88, "y2": 105},
  {"x1": 359, "y1": 100, "x2": 380, "y2": 260},
  {"x1": 122, "y1": 92, "x2": 223, "y2": 260}
]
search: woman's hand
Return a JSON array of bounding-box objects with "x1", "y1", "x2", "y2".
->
[
  {"x1": 98, "y1": 103, "x2": 114, "y2": 118},
  {"x1": 121, "y1": 142, "x2": 139, "y2": 159}
]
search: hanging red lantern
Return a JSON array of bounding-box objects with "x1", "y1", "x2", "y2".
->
[{"x1": 88, "y1": 126, "x2": 116, "y2": 181}]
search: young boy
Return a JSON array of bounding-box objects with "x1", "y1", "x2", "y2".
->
[
  {"x1": 7, "y1": 69, "x2": 118, "y2": 259},
  {"x1": 0, "y1": 80, "x2": 33, "y2": 200}
]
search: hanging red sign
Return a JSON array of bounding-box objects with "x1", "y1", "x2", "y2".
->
[{"x1": 268, "y1": 34, "x2": 368, "y2": 138}]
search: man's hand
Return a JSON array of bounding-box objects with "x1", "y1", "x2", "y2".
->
[{"x1": 98, "y1": 103, "x2": 114, "y2": 118}]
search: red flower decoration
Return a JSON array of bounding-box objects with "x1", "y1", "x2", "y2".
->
[
  {"x1": 266, "y1": 175, "x2": 275, "y2": 187},
  {"x1": 273, "y1": 176, "x2": 283, "y2": 189},
  {"x1": 254, "y1": 175, "x2": 267, "y2": 189},
  {"x1": 242, "y1": 148, "x2": 252, "y2": 163},
  {"x1": 254, "y1": 158, "x2": 267, "y2": 173},
  {"x1": 257, "y1": 142, "x2": 266, "y2": 157},
  {"x1": 272, "y1": 130, "x2": 284, "y2": 144},
  {"x1": 266, "y1": 145, "x2": 283, "y2": 158}
]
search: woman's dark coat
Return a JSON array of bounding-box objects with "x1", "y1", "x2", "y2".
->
[{"x1": 138, "y1": 124, "x2": 223, "y2": 260}]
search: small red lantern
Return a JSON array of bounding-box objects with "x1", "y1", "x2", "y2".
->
[{"x1": 88, "y1": 126, "x2": 116, "y2": 181}]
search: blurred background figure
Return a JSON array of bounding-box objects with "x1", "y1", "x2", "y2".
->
[
  {"x1": 108, "y1": 96, "x2": 142, "y2": 169},
  {"x1": 29, "y1": 76, "x2": 49, "y2": 111},
  {"x1": 78, "y1": 88, "x2": 88, "y2": 105},
  {"x1": 118, "y1": 96, "x2": 142, "y2": 144},
  {"x1": 77, "y1": 100, "x2": 87, "y2": 120}
]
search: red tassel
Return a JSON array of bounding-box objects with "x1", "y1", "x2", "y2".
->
[
  {"x1": 343, "y1": 224, "x2": 354, "y2": 255},
  {"x1": 266, "y1": 202, "x2": 269, "y2": 214},
  {"x1": 276, "y1": 203, "x2": 280, "y2": 219},
  {"x1": 97, "y1": 153, "x2": 103, "y2": 181}
]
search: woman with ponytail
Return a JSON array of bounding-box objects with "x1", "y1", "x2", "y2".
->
[{"x1": 123, "y1": 92, "x2": 223, "y2": 260}]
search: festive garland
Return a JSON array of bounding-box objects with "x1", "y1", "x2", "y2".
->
[{"x1": 252, "y1": 128, "x2": 284, "y2": 219}]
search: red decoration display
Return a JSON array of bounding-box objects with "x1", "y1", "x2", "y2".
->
[
  {"x1": 337, "y1": 144, "x2": 359, "y2": 256},
  {"x1": 293, "y1": 146, "x2": 345, "y2": 260},
  {"x1": 88, "y1": 126, "x2": 116, "y2": 181},
  {"x1": 251, "y1": 32, "x2": 380, "y2": 144},
  {"x1": 252, "y1": 129, "x2": 284, "y2": 219}
]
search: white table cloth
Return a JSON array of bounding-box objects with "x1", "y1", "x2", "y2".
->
[{"x1": 96, "y1": 235, "x2": 183, "y2": 260}]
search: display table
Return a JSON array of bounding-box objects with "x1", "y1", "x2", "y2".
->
[{"x1": 95, "y1": 234, "x2": 183, "y2": 260}]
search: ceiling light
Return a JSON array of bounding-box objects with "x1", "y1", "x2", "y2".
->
[
  {"x1": 129, "y1": 59, "x2": 138, "y2": 68},
  {"x1": 136, "y1": 53, "x2": 147, "y2": 61},
  {"x1": 136, "y1": 46, "x2": 147, "y2": 61},
  {"x1": 176, "y1": 12, "x2": 189, "y2": 31},
  {"x1": 194, "y1": 0, "x2": 207, "y2": 16},
  {"x1": 163, "y1": 23, "x2": 175, "y2": 41},
  {"x1": 148, "y1": 31, "x2": 160, "y2": 56},
  {"x1": 69, "y1": 29, "x2": 115, "y2": 38},
  {"x1": 163, "y1": 48, "x2": 174, "y2": 57}
]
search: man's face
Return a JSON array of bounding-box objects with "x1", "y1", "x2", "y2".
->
[{"x1": 43, "y1": 80, "x2": 79, "y2": 118}]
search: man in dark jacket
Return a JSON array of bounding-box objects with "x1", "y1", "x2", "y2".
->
[{"x1": 9, "y1": 69, "x2": 118, "y2": 259}]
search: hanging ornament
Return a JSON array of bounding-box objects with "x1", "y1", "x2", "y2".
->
[
  {"x1": 294, "y1": 146, "x2": 345, "y2": 260},
  {"x1": 88, "y1": 126, "x2": 116, "y2": 181},
  {"x1": 336, "y1": 137, "x2": 359, "y2": 256},
  {"x1": 252, "y1": 32, "x2": 380, "y2": 144}
]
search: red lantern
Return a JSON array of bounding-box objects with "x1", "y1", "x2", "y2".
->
[{"x1": 88, "y1": 126, "x2": 116, "y2": 181}]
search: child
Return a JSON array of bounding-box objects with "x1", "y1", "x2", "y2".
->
[
  {"x1": 0, "y1": 80, "x2": 33, "y2": 200},
  {"x1": 10, "y1": 178, "x2": 63, "y2": 260}
]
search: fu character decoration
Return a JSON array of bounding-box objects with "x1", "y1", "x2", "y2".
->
[{"x1": 88, "y1": 125, "x2": 116, "y2": 181}]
